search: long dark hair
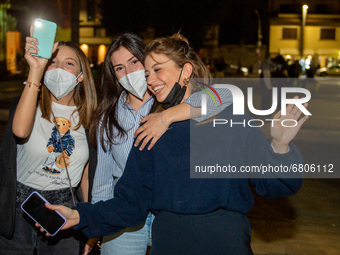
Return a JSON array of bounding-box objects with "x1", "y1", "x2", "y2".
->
[{"x1": 89, "y1": 33, "x2": 160, "y2": 150}]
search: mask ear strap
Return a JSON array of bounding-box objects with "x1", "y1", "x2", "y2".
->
[
  {"x1": 177, "y1": 67, "x2": 184, "y2": 83},
  {"x1": 76, "y1": 72, "x2": 83, "y2": 85}
]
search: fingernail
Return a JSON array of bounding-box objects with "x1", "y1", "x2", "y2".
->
[
  {"x1": 134, "y1": 144, "x2": 137, "y2": 147},
  {"x1": 139, "y1": 147, "x2": 143, "y2": 151},
  {"x1": 148, "y1": 147, "x2": 151, "y2": 150}
]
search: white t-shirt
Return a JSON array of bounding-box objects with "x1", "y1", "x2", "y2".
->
[{"x1": 17, "y1": 101, "x2": 89, "y2": 190}]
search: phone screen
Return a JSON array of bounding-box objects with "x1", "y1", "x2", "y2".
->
[{"x1": 21, "y1": 192, "x2": 66, "y2": 236}]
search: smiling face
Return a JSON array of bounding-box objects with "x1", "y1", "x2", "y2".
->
[
  {"x1": 145, "y1": 53, "x2": 186, "y2": 103},
  {"x1": 111, "y1": 46, "x2": 144, "y2": 80},
  {"x1": 47, "y1": 45, "x2": 83, "y2": 83}
]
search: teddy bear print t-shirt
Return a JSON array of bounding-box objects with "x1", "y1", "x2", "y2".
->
[{"x1": 16, "y1": 101, "x2": 89, "y2": 191}]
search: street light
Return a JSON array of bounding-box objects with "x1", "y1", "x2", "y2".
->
[{"x1": 300, "y1": 5, "x2": 308, "y2": 57}]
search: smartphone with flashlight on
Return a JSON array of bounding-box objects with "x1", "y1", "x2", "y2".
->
[
  {"x1": 32, "y1": 18, "x2": 57, "y2": 59},
  {"x1": 21, "y1": 191, "x2": 66, "y2": 236}
]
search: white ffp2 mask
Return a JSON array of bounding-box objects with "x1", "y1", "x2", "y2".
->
[
  {"x1": 119, "y1": 69, "x2": 147, "y2": 100},
  {"x1": 44, "y1": 68, "x2": 82, "y2": 100}
]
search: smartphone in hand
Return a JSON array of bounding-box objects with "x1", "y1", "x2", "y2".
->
[
  {"x1": 21, "y1": 191, "x2": 66, "y2": 236},
  {"x1": 32, "y1": 18, "x2": 57, "y2": 59}
]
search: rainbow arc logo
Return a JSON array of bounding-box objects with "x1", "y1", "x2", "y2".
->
[{"x1": 197, "y1": 82, "x2": 223, "y2": 108}]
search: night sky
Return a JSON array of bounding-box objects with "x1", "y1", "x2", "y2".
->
[
  {"x1": 100, "y1": 0, "x2": 270, "y2": 50},
  {"x1": 7, "y1": 0, "x2": 271, "y2": 50}
]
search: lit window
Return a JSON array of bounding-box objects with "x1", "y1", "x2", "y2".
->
[
  {"x1": 98, "y1": 45, "x2": 106, "y2": 64},
  {"x1": 80, "y1": 44, "x2": 89, "y2": 57}
]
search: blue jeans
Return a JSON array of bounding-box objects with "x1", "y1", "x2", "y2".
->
[
  {"x1": 0, "y1": 182, "x2": 81, "y2": 255},
  {"x1": 101, "y1": 212, "x2": 154, "y2": 255}
]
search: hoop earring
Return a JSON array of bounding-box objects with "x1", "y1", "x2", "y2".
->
[{"x1": 183, "y1": 78, "x2": 190, "y2": 86}]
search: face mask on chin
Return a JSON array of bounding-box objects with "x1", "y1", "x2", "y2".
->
[
  {"x1": 44, "y1": 68, "x2": 82, "y2": 100},
  {"x1": 160, "y1": 67, "x2": 187, "y2": 109},
  {"x1": 118, "y1": 69, "x2": 147, "y2": 100}
]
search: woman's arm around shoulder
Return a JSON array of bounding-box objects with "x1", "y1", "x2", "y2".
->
[{"x1": 134, "y1": 85, "x2": 232, "y2": 150}]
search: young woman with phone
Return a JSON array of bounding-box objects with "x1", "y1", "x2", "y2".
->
[
  {"x1": 45, "y1": 33, "x2": 308, "y2": 255},
  {"x1": 85, "y1": 33, "x2": 230, "y2": 254},
  {"x1": 0, "y1": 25, "x2": 97, "y2": 254}
]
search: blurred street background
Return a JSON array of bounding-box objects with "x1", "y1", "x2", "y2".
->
[{"x1": 1, "y1": 0, "x2": 340, "y2": 254}]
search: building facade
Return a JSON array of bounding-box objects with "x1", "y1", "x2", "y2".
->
[
  {"x1": 268, "y1": 0, "x2": 340, "y2": 69},
  {"x1": 78, "y1": 0, "x2": 111, "y2": 67}
]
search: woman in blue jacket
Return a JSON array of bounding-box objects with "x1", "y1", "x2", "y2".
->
[{"x1": 85, "y1": 33, "x2": 231, "y2": 254}]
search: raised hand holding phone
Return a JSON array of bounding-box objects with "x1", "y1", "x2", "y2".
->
[
  {"x1": 13, "y1": 23, "x2": 59, "y2": 140},
  {"x1": 25, "y1": 18, "x2": 57, "y2": 64},
  {"x1": 31, "y1": 18, "x2": 57, "y2": 59},
  {"x1": 24, "y1": 24, "x2": 58, "y2": 71}
]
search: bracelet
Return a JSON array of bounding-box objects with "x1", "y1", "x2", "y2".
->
[
  {"x1": 271, "y1": 142, "x2": 290, "y2": 154},
  {"x1": 160, "y1": 112, "x2": 172, "y2": 130},
  {"x1": 23, "y1": 80, "x2": 41, "y2": 92}
]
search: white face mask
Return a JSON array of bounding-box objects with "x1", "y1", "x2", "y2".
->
[
  {"x1": 119, "y1": 69, "x2": 147, "y2": 99},
  {"x1": 44, "y1": 68, "x2": 82, "y2": 100}
]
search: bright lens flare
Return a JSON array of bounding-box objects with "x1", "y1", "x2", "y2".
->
[{"x1": 35, "y1": 19, "x2": 42, "y2": 27}]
